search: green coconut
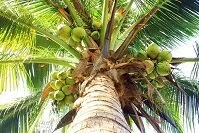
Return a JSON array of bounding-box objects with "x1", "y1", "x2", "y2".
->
[
  {"x1": 68, "y1": 37, "x2": 79, "y2": 47},
  {"x1": 61, "y1": 85, "x2": 73, "y2": 95},
  {"x1": 157, "y1": 50, "x2": 172, "y2": 63},
  {"x1": 91, "y1": 31, "x2": 100, "y2": 40},
  {"x1": 71, "y1": 27, "x2": 87, "y2": 42},
  {"x1": 146, "y1": 43, "x2": 160, "y2": 59},
  {"x1": 65, "y1": 77, "x2": 75, "y2": 85},
  {"x1": 55, "y1": 80, "x2": 64, "y2": 90},
  {"x1": 64, "y1": 95, "x2": 75, "y2": 104},
  {"x1": 144, "y1": 60, "x2": 154, "y2": 74},
  {"x1": 148, "y1": 70, "x2": 158, "y2": 79},
  {"x1": 50, "y1": 71, "x2": 58, "y2": 80},
  {"x1": 92, "y1": 20, "x2": 102, "y2": 30},
  {"x1": 57, "y1": 25, "x2": 71, "y2": 41},
  {"x1": 57, "y1": 100, "x2": 65, "y2": 109},
  {"x1": 156, "y1": 61, "x2": 171, "y2": 76},
  {"x1": 48, "y1": 91, "x2": 55, "y2": 100},
  {"x1": 54, "y1": 90, "x2": 65, "y2": 101},
  {"x1": 57, "y1": 71, "x2": 67, "y2": 80}
]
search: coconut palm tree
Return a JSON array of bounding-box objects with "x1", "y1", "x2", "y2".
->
[{"x1": 0, "y1": 0, "x2": 199, "y2": 133}]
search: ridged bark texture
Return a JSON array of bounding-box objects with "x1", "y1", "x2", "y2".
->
[{"x1": 69, "y1": 73, "x2": 131, "y2": 133}]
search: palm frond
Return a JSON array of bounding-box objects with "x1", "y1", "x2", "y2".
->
[
  {"x1": 25, "y1": 63, "x2": 51, "y2": 93},
  {"x1": 0, "y1": 0, "x2": 65, "y2": 54},
  {"x1": 175, "y1": 76, "x2": 199, "y2": 133},
  {"x1": 35, "y1": 35, "x2": 60, "y2": 49},
  {"x1": 132, "y1": 0, "x2": 199, "y2": 49},
  {"x1": 28, "y1": 100, "x2": 49, "y2": 133},
  {"x1": 0, "y1": 16, "x2": 35, "y2": 54},
  {"x1": 79, "y1": 0, "x2": 102, "y2": 20},
  {"x1": 0, "y1": 47, "x2": 77, "y2": 93},
  {"x1": 191, "y1": 41, "x2": 199, "y2": 80},
  {"x1": 144, "y1": 99, "x2": 183, "y2": 133},
  {"x1": 0, "y1": 0, "x2": 81, "y2": 59},
  {"x1": 160, "y1": 72, "x2": 199, "y2": 132},
  {"x1": 0, "y1": 0, "x2": 81, "y2": 93},
  {"x1": 135, "y1": 70, "x2": 199, "y2": 133},
  {"x1": 0, "y1": 63, "x2": 28, "y2": 93},
  {"x1": 0, "y1": 47, "x2": 78, "y2": 65},
  {"x1": 153, "y1": 89, "x2": 184, "y2": 133},
  {"x1": 21, "y1": 0, "x2": 64, "y2": 31},
  {"x1": 115, "y1": 0, "x2": 199, "y2": 54},
  {"x1": 0, "y1": 93, "x2": 41, "y2": 133}
]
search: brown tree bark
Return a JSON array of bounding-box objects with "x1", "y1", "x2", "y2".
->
[{"x1": 69, "y1": 73, "x2": 131, "y2": 133}]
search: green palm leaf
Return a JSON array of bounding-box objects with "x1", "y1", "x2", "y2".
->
[
  {"x1": 115, "y1": 0, "x2": 199, "y2": 53},
  {"x1": 0, "y1": 16, "x2": 35, "y2": 54},
  {"x1": 0, "y1": 0, "x2": 199, "y2": 132},
  {"x1": 191, "y1": 42, "x2": 199, "y2": 80},
  {"x1": 133, "y1": 0, "x2": 199, "y2": 49},
  {"x1": 0, "y1": 0, "x2": 80, "y2": 93},
  {"x1": 162, "y1": 72, "x2": 199, "y2": 132},
  {"x1": 0, "y1": 48, "x2": 77, "y2": 93},
  {"x1": 0, "y1": 0, "x2": 81, "y2": 59},
  {"x1": 0, "y1": 93, "x2": 41, "y2": 133}
]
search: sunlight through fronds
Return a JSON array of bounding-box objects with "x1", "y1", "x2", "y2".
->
[
  {"x1": 0, "y1": 63, "x2": 28, "y2": 93},
  {"x1": 0, "y1": 93, "x2": 41, "y2": 133},
  {"x1": 0, "y1": 0, "x2": 198, "y2": 132},
  {"x1": 0, "y1": 0, "x2": 81, "y2": 59},
  {"x1": 160, "y1": 72, "x2": 199, "y2": 132},
  {"x1": 0, "y1": 48, "x2": 77, "y2": 93},
  {"x1": 131, "y1": 0, "x2": 199, "y2": 49},
  {"x1": 191, "y1": 42, "x2": 199, "y2": 80},
  {"x1": 0, "y1": 16, "x2": 35, "y2": 55}
]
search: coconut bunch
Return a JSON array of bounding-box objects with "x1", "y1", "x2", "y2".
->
[
  {"x1": 48, "y1": 71, "x2": 76, "y2": 109},
  {"x1": 56, "y1": 8, "x2": 123, "y2": 46},
  {"x1": 136, "y1": 43, "x2": 172, "y2": 89},
  {"x1": 57, "y1": 24, "x2": 87, "y2": 48},
  {"x1": 91, "y1": 20, "x2": 101, "y2": 41}
]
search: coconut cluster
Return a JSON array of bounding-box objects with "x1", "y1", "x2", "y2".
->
[
  {"x1": 91, "y1": 20, "x2": 101, "y2": 41},
  {"x1": 57, "y1": 24, "x2": 87, "y2": 47},
  {"x1": 48, "y1": 70, "x2": 76, "y2": 109},
  {"x1": 57, "y1": 10, "x2": 123, "y2": 45},
  {"x1": 136, "y1": 43, "x2": 172, "y2": 89}
]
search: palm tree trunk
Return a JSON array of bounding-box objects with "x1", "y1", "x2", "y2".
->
[{"x1": 69, "y1": 73, "x2": 131, "y2": 133}]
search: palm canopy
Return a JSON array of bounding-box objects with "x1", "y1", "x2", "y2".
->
[{"x1": 0, "y1": 0, "x2": 199, "y2": 133}]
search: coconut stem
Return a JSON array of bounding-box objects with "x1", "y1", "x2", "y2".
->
[
  {"x1": 102, "y1": 0, "x2": 118, "y2": 58},
  {"x1": 171, "y1": 57, "x2": 199, "y2": 64},
  {"x1": 110, "y1": 0, "x2": 135, "y2": 50},
  {"x1": 63, "y1": 0, "x2": 84, "y2": 27},
  {"x1": 100, "y1": 0, "x2": 109, "y2": 47}
]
